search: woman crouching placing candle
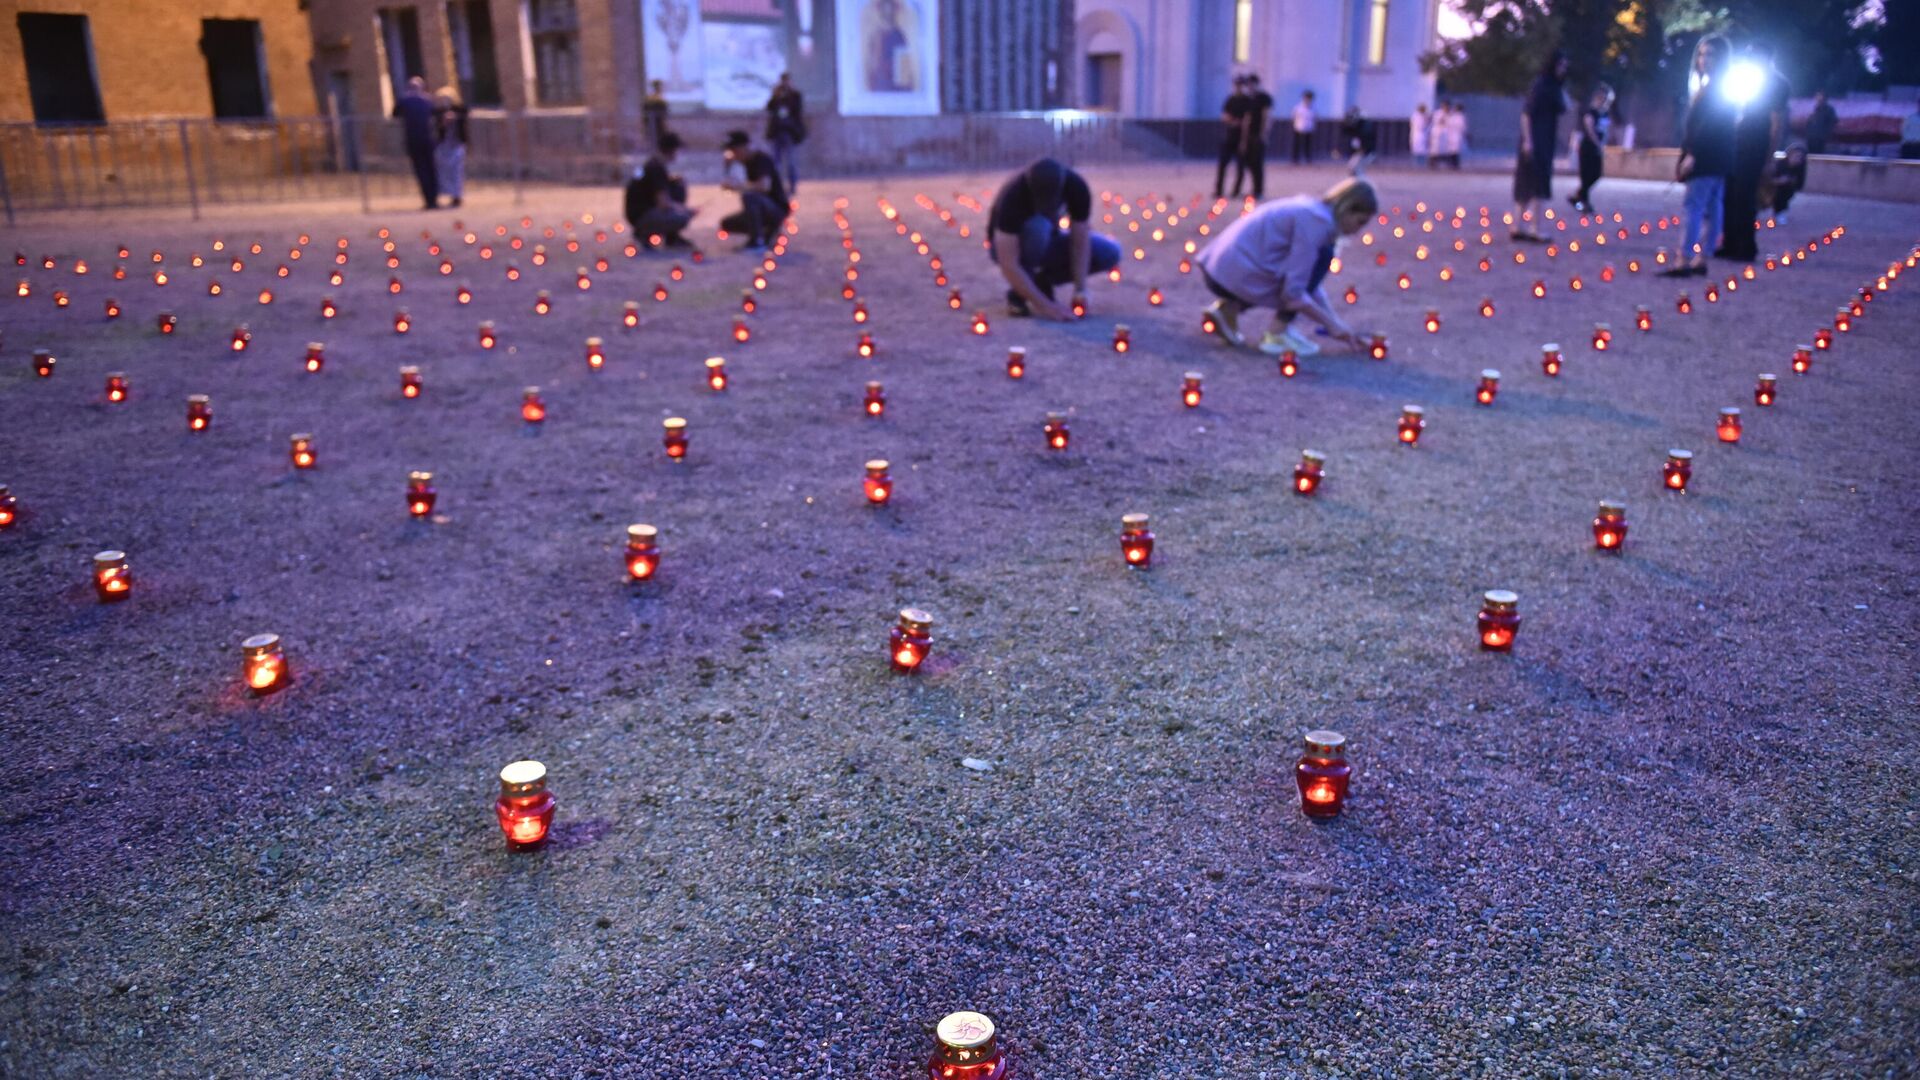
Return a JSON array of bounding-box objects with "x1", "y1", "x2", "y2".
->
[{"x1": 1195, "y1": 177, "x2": 1376, "y2": 358}]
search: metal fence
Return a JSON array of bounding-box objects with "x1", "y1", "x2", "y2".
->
[{"x1": 0, "y1": 111, "x2": 1415, "y2": 221}]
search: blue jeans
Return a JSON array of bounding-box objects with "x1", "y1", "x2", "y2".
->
[
  {"x1": 1010, "y1": 215, "x2": 1121, "y2": 294},
  {"x1": 1683, "y1": 176, "x2": 1725, "y2": 260}
]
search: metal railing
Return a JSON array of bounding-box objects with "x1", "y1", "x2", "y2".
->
[{"x1": 0, "y1": 111, "x2": 1416, "y2": 221}]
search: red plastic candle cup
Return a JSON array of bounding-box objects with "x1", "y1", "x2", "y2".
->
[
  {"x1": 0, "y1": 485, "x2": 14, "y2": 529},
  {"x1": 457, "y1": 284, "x2": 473, "y2": 305},
  {"x1": 393, "y1": 310, "x2": 411, "y2": 334},
  {"x1": 496, "y1": 760, "x2": 556, "y2": 851},
  {"x1": 625, "y1": 524, "x2": 660, "y2": 581},
  {"x1": 1292, "y1": 450, "x2": 1326, "y2": 495},
  {"x1": 1834, "y1": 308, "x2": 1851, "y2": 333},
  {"x1": 576, "y1": 268, "x2": 591, "y2": 291},
  {"x1": 1295, "y1": 730, "x2": 1351, "y2": 819},
  {"x1": 388, "y1": 275, "x2": 404, "y2": 295},
  {"x1": 583, "y1": 337, "x2": 605, "y2": 371},
  {"x1": 853, "y1": 301, "x2": 869, "y2": 323},
  {"x1": 93, "y1": 550, "x2": 132, "y2": 602},
  {"x1": 1662, "y1": 449, "x2": 1693, "y2": 493},
  {"x1": 889, "y1": 607, "x2": 934, "y2": 673},
  {"x1": 400, "y1": 366, "x2": 422, "y2": 398},
  {"x1": 1369, "y1": 334, "x2": 1389, "y2": 360},
  {"x1": 104, "y1": 298, "x2": 120, "y2": 319},
  {"x1": 653, "y1": 282, "x2": 669, "y2": 302},
  {"x1": 1814, "y1": 328, "x2": 1832, "y2": 351},
  {"x1": 1531, "y1": 279, "x2": 1547, "y2": 299},
  {"x1": 971, "y1": 311, "x2": 990, "y2": 335},
  {"x1": 476, "y1": 319, "x2": 499, "y2": 348},
  {"x1": 1755, "y1": 374, "x2": 1776, "y2": 406},
  {"x1": 1148, "y1": 286, "x2": 1164, "y2": 306},
  {"x1": 1182, "y1": 372, "x2": 1203, "y2": 408},
  {"x1": 159, "y1": 312, "x2": 178, "y2": 334},
  {"x1": 1716, "y1": 407, "x2": 1742, "y2": 443},
  {"x1": 1591, "y1": 324, "x2": 1611, "y2": 351},
  {"x1": 624, "y1": 300, "x2": 641, "y2": 327},
  {"x1": 32, "y1": 350, "x2": 54, "y2": 378},
  {"x1": 298, "y1": 341, "x2": 323, "y2": 373},
  {"x1": 701, "y1": 356, "x2": 727, "y2": 391},
  {"x1": 947, "y1": 289, "x2": 963, "y2": 310},
  {"x1": 864, "y1": 381, "x2": 886, "y2": 416},
  {"x1": 1278, "y1": 350, "x2": 1299, "y2": 377},
  {"x1": 230, "y1": 326, "x2": 251, "y2": 352},
  {"x1": 1477, "y1": 590, "x2": 1521, "y2": 652},
  {"x1": 408, "y1": 470, "x2": 437, "y2": 517},
  {"x1": 1120, "y1": 512, "x2": 1155, "y2": 568},
  {"x1": 1006, "y1": 347, "x2": 1026, "y2": 379},
  {"x1": 105, "y1": 372, "x2": 128, "y2": 402},
  {"x1": 1479, "y1": 298, "x2": 1495, "y2": 318},
  {"x1": 241, "y1": 633, "x2": 288, "y2": 695},
  {"x1": 1676, "y1": 293, "x2": 1692, "y2": 314},
  {"x1": 1424, "y1": 309, "x2": 1440, "y2": 333},
  {"x1": 1044, "y1": 411, "x2": 1070, "y2": 451},
  {"x1": 864, "y1": 459, "x2": 894, "y2": 506},
  {"x1": 521, "y1": 387, "x2": 546, "y2": 425},
  {"x1": 1073, "y1": 296, "x2": 1088, "y2": 317},
  {"x1": 533, "y1": 291, "x2": 551, "y2": 315},
  {"x1": 187, "y1": 394, "x2": 212, "y2": 432},
  {"x1": 1541, "y1": 343, "x2": 1562, "y2": 376},
  {"x1": 289, "y1": 433, "x2": 316, "y2": 470},
  {"x1": 662, "y1": 417, "x2": 688, "y2": 460},
  {"x1": 927, "y1": 1011, "x2": 1006, "y2": 1080},
  {"x1": 1635, "y1": 305, "x2": 1652, "y2": 331},
  {"x1": 1397, "y1": 404, "x2": 1425, "y2": 446},
  {"x1": 1791, "y1": 346, "x2": 1812, "y2": 374},
  {"x1": 1592, "y1": 499, "x2": 1628, "y2": 552},
  {"x1": 1113, "y1": 325, "x2": 1131, "y2": 353}
]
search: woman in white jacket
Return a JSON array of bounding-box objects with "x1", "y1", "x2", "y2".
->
[
  {"x1": 1196, "y1": 177, "x2": 1376, "y2": 356},
  {"x1": 1410, "y1": 104, "x2": 1431, "y2": 166}
]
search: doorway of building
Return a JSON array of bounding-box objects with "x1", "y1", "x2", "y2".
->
[
  {"x1": 1085, "y1": 53, "x2": 1122, "y2": 112},
  {"x1": 201, "y1": 19, "x2": 270, "y2": 118}
]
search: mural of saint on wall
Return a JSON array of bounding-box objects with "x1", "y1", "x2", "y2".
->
[{"x1": 836, "y1": 0, "x2": 938, "y2": 114}]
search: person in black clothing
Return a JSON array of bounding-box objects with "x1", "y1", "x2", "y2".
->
[
  {"x1": 434, "y1": 87, "x2": 469, "y2": 208},
  {"x1": 764, "y1": 73, "x2": 805, "y2": 194},
  {"x1": 719, "y1": 130, "x2": 788, "y2": 250},
  {"x1": 1720, "y1": 44, "x2": 1789, "y2": 263},
  {"x1": 986, "y1": 158, "x2": 1121, "y2": 320},
  {"x1": 625, "y1": 132, "x2": 695, "y2": 247},
  {"x1": 1663, "y1": 35, "x2": 1736, "y2": 277},
  {"x1": 393, "y1": 77, "x2": 439, "y2": 210},
  {"x1": 643, "y1": 79, "x2": 671, "y2": 150},
  {"x1": 1569, "y1": 83, "x2": 1614, "y2": 213},
  {"x1": 1213, "y1": 75, "x2": 1252, "y2": 199},
  {"x1": 1240, "y1": 74, "x2": 1275, "y2": 199},
  {"x1": 1339, "y1": 107, "x2": 1375, "y2": 168},
  {"x1": 1804, "y1": 91, "x2": 1836, "y2": 154},
  {"x1": 1765, "y1": 143, "x2": 1807, "y2": 225},
  {"x1": 1512, "y1": 50, "x2": 1568, "y2": 241}
]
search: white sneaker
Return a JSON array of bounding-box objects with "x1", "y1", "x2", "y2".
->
[
  {"x1": 1260, "y1": 328, "x2": 1320, "y2": 357},
  {"x1": 1204, "y1": 300, "x2": 1245, "y2": 346}
]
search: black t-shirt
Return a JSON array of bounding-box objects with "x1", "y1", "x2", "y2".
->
[
  {"x1": 633, "y1": 158, "x2": 671, "y2": 211},
  {"x1": 1580, "y1": 107, "x2": 1610, "y2": 147},
  {"x1": 1683, "y1": 84, "x2": 1738, "y2": 178},
  {"x1": 1221, "y1": 91, "x2": 1250, "y2": 129},
  {"x1": 988, "y1": 167, "x2": 1092, "y2": 236},
  {"x1": 1734, "y1": 71, "x2": 1791, "y2": 169},
  {"x1": 1245, "y1": 91, "x2": 1274, "y2": 140},
  {"x1": 742, "y1": 149, "x2": 788, "y2": 207}
]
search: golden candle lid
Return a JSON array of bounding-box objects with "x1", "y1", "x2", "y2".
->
[
  {"x1": 93, "y1": 549, "x2": 126, "y2": 566},
  {"x1": 626, "y1": 523, "x2": 658, "y2": 543},
  {"x1": 499, "y1": 759, "x2": 547, "y2": 794},
  {"x1": 480, "y1": 319, "x2": 496, "y2": 328},
  {"x1": 1666, "y1": 449, "x2": 1693, "y2": 462},
  {"x1": 107, "y1": 370, "x2": 127, "y2": 380},
  {"x1": 1592, "y1": 322, "x2": 1611, "y2": 330},
  {"x1": 663, "y1": 416, "x2": 687, "y2": 431},
  {"x1": 705, "y1": 356, "x2": 726, "y2": 369},
  {"x1": 866, "y1": 459, "x2": 890, "y2": 474},
  {"x1": 523, "y1": 386, "x2": 541, "y2": 398},
  {"x1": 188, "y1": 394, "x2": 210, "y2": 405},
  {"x1": 241, "y1": 632, "x2": 280, "y2": 653},
  {"x1": 306, "y1": 341, "x2": 324, "y2": 352},
  {"x1": 1480, "y1": 368, "x2": 1500, "y2": 381},
  {"x1": 400, "y1": 365, "x2": 420, "y2": 376},
  {"x1": 409, "y1": 469, "x2": 434, "y2": 483},
  {"x1": 1114, "y1": 324, "x2": 1131, "y2": 333},
  {"x1": 865, "y1": 380, "x2": 883, "y2": 392},
  {"x1": 290, "y1": 432, "x2": 312, "y2": 444},
  {"x1": 1758, "y1": 373, "x2": 1776, "y2": 382},
  {"x1": 1302, "y1": 729, "x2": 1346, "y2": 757},
  {"x1": 1635, "y1": 304, "x2": 1651, "y2": 312},
  {"x1": 585, "y1": 336, "x2": 603, "y2": 347},
  {"x1": 1008, "y1": 346, "x2": 1027, "y2": 358},
  {"x1": 898, "y1": 607, "x2": 934, "y2": 631},
  {"x1": 1121, "y1": 512, "x2": 1150, "y2": 529},
  {"x1": 1719, "y1": 407, "x2": 1741, "y2": 418},
  {"x1": 1401, "y1": 404, "x2": 1424, "y2": 417},
  {"x1": 936, "y1": 1011, "x2": 995, "y2": 1050},
  {"x1": 1300, "y1": 449, "x2": 1325, "y2": 466},
  {"x1": 625, "y1": 299, "x2": 640, "y2": 308},
  {"x1": 1541, "y1": 343, "x2": 1561, "y2": 353},
  {"x1": 1045, "y1": 411, "x2": 1066, "y2": 424},
  {"x1": 1482, "y1": 589, "x2": 1519, "y2": 609},
  {"x1": 1183, "y1": 371, "x2": 1203, "y2": 382},
  {"x1": 1597, "y1": 499, "x2": 1626, "y2": 516}
]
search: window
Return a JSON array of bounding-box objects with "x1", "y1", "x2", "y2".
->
[
  {"x1": 447, "y1": 1, "x2": 503, "y2": 106},
  {"x1": 377, "y1": 7, "x2": 425, "y2": 108},
  {"x1": 526, "y1": 0, "x2": 582, "y2": 107},
  {"x1": 1367, "y1": 0, "x2": 1389, "y2": 66},
  {"x1": 1085, "y1": 53, "x2": 1122, "y2": 111},
  {"x1": 16, "y1": 13, "x2": 104, "y2": 123},
  {"x1": 1233, "y1": 0, "x2": 1253, "y2": 64},
  {"x1": 201, "y1": 19, "x2": 270, "y2": 118}
]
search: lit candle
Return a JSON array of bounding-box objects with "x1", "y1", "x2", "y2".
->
[
  {"x1": 1531, "y1": 279, "x2": 1546, "y2": 299},
  {"x1": 495, "y1": 760, "x2": 556, "y2": 851},
  {"x1": 1754, "y1": 373, "x2": 1776, "y2": 406},
  {"x1": 1182, "y1": 371, "x2": 1203, "y2": 408},
  {"x1": 889, "y1": 607, "x2": 934, "y2": 672},
  {"x1": 533, "y1": 291, "x2": 551, "y2": 315},
  {"x1": 457, "y1": 283, "x2": 473, "y2": 305},
  {"x1": 864, "y1": 459, "x2": 894, "y2": 505},
  {"x1": 321, "y1": 297, "x2": 337, "y2": 318},
  {"x1": 1369, "y1": 334, "x2": 1388, "y2": 360},
  {"x1": 1662, "y1": 449, "x2": 1693, "y2": 493},
  {"x1": 0, "y1": 485, "x2": 14, "y2": 528},
  {"x1": 1344, "y1": 285, "x2": 1359, "y2": 305},
  {"x1": 1635, "y1": 305, "x2": 1652, "y2": 332},
  {"x1": 947, "y1": 289, "x2": 964, "y2": 310},
  {"x1": 1676, "y1": 292, "x2": 1692, "y2": 315},
  {"x1": 393, "y1": 309, "x2": 411, "y2": 334},
  {"x1": 1477, "y1": 590, "x2": 1520, "y2": 651},
  {"x1": 158, "y1": 311, "x2": 178, "y2": 334},
  {"x1": 857, "y1": 332, "x2": 875, "y2": 358},
  {"x1": 1006, "y1": 347, "x2": 1026, "y2": 379},
  {"x1": 289, "y1": 433, "x2": 315, "y2": 470},
  {"x1": 230, "y1": 325, "x2": 251, "y2": 352},
  {"x1": 1397, "y1": 273, "x2": 1411, "y2": 290},
  {"x1": 1704, "y1": 283, "x2": 1719, "y2": 304},
  {"x1": 521, "y1": 387, "x2": 546, "y2": 425},
  {"x1": 1278, "y1": 350, "x2": 1299, "y2": 378},
  {"x1": 1476, "y1": 369, "x2": 1500, "y2": 406},
  {"x1": 971, "y1": 310, "x2": 990, "y2": 335},
  {"x1": 1814, "y1": 327, "x2": 1832, "y2": 351},
  {"x1": 187, "y1": 394, "x2": 212, "y2": 432},
  {"x1": 1791, "y1": 345, "x2": 1812, "y2": 374},
  {"x1": 32, "y1": 350, "x2": 54, "y2": 378},
  {"x1": 104, "y1": 298, "x2": 120, "y2": 319},
  {"x1": 576, "y1": 267, "x2": 591, "y2": 291},
  {"x1": 93, "y1": 549, "x2": 132, "y2": 602},
  {"x1": 864, "y1": 381, "x2": 886, "y2": 416},
  {"x1": 478, "y1": 321, "x2": 497, "y2": 349},
  {"x1": 1541, "y1": 343, "x2": 1562, "y2": 376},
  {"x1": 408, "y1": 470, "x2": 437, "y2": 517},
  {"x1": 1113, "y1": 324, "x2": 1131, "y2": 353},
  {"x1": 304, "y1": 341, "x2": 325, "y2": 373},
  {"x1": 662, "y1": 417, "x2": 688, "y2": 460},
  {"x1": 397, "y1": 365, "x2": 421, "y2": 399},
  {"x1": 1396, "y1": 404, "x2": 1425, "y2": 446},
  {"x1": 927, "y1": 1011, "x2": 1006, "y2": 1079},
  {"x1": 1292, "y1": 449, "x2": 1325, "y2": 495},
  {"x1": 1295, "y1": 730, "x2": 1351, "y2": 818},
  {"x1": 625, "y1": 523, "x2": 660, "y2": 581},
  {"x1": 585, "y1": 337, "x2": 606, "y2": 371},
  {"x1": 1592, "y1": 499, "x2": 1627, "y2": 552},
  {"x1": 1148, "y1": 286, "x2": 1164, "y2": 306},
  {"x1": 241, "y1": 633, "x2": 288, "y2": 695},
  {"x1": 105, "y1": 371, "x2": 128, "y2": 403},
  {"x1": 1479, "y1": 297, "x2": 1495, "y2": 318},
  {"x1": 1119, "y1": 512, "x2": 1155, "y2": 568},
  {"x1": 1424, "y1": 309, "x2": 1440, "y2": 333},
  {"x1": 1716, "y1": 406, "x2": 1741, "y2": 443},
  {"x1": 1044, "y1": 411, "x2": 1069, "y2": 451},
  {"x1": 1074, "y1": 295, "x2": 1089, "y2": 316}
]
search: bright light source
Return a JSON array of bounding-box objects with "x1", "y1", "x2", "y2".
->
[{"x1": 1722, "y1": 61, "x2": 1766, "y2": 106}]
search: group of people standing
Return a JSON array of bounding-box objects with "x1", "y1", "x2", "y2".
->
[
  {"x1": 395, "y1": 77, "x2": 470, "y2": 210},
  {"x1": 1213, "y1": 74, "x2": 1277, "y2": 199},
  {"x1": 1665, "y1": 37, "x2": 1797, "y2": 276},
  {"x1": 1408, "y1": 102, "x2": 1469, "y2": 169}
]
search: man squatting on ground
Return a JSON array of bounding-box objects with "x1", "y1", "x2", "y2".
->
[
  {"x1": 988, "y1": 158, "x2": 1122, "y2": 321},
  {"x1": 719, "y1": 130, "x2": 790, "y2": 251},
  {"x1": 1195, "y1": 177, "x2": 1376, "y2": 357},
  {"x1": 624, "y1": 132, "x2": 695, "y2": 247}
]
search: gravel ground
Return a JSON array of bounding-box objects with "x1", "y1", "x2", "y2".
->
[{"x1": 1, "y1": 165, "x2": 1916, "y2": 1079}]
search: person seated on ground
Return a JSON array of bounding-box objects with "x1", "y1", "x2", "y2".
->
[
  {"x1": 987, "y1": 158, "x2": 1121, "y2": 321},
  {"x1": 1765, "y1": 142, "x2": 1807, "y2": 226},
  {"x1": 718, "y1": 130, "x2": 788, "y2": 251},
  {"x1": 624, "y1": 132, "x2": 695, "y2": 247},
  {"x1": 1195, "y1": 176, "x2": 1376, "y2": 357}
]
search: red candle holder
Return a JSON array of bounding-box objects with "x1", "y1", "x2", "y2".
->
[
  {"x1": 1292, "y1": 449, "x2": 1325, "y2": 495},
  {"x1": 1073, "y1": 296, "x2": 1088, "y2": 317},
  {"x1": 478, "y1": 321, "x2": 497, "y2": 349},
  {"x1": 496, "y1": 760, "x2": 556, "y2": 851},
  {"x1": 1755, "y1": 374, "x2": 1776, "y2": 406},
  {"x1": 1635, "y1": 305, "x2": 1652, "y2": 332},
  {"x1": 662, "y1": 417, "x2": 688, "y2": 460},
  {"x1": 1814, "y1": 327, "x2": 1832, "y2": 351},
  {"x1": 1704, "y1": 283, "x2": 1719, "y2": 304},
  {"x1": 297, "y1": 341, "x2": 323, "y2": 373},
  {"x1": 889, "y1": 607, "x2": 934, "y2": 672},
  {"x1": 1531, "y1": 279, "x2": 1546, "y2": 299},
  {"x1": 1396, "y1": 404, "x2": 1425, "y2": 446},
  {"x1": 1343, "y1": 285, "x2": 1358, "y2": 305},
  {"x1": 625, "y1": 523, "x2": 660, "y2": 581},
  {"x1": 521, "y1": 387, "x2": 547, "y2": 425},
  {"x1": 864, "y1": 381, "x2": 886, "y2": 416},
  {"x1": 1044, "y1": 411, "x2": 1069, "y2": 451},
  {"x1": 1113, "y1": 325, "x2": 1131, "y2": 353},
  {"x1": 104, "y1": 298, "x2": 120, "y2": 319},
  {"x1": 927, "y1": 1011, "x2": 1006, "y2": 1080},
  {"x1": 1120, "y1": 512, "x2": 1155, "y2": 568},
  {"x1": 864, "y1": 459, "x2": 894, "y2": 505},
  {"x1": 400, "y1": 366, "x2": 422, "y2": 398},
  {"x1": 241, "y1": 633, "x2": 288, "y2": 695},
  {"x1": 1424, "y1": 309, "x2": 1440, "y2": 333},
  {"x1": 159, "y1": 311, "x2": 178, "y2": 334},
  {"x1": 1569, "y1": 275, "x2": 1584, "y2": 292},
  {"x1": 1006, "y1": 347, "x2": 1026, "y2": 379},
  {"x1": 1477, "y1": 590, "x2": 1520, "y2": 651},
  {"x1": 1148, "y1": 286, "x2": 1164, "y2": 306},
  {"x1": 1833, "y1": 308, "x2": 1851, "y2": 333},
  {"x1": 671, "y1": 262, "x2": 688, "y2": 282},
  {"x1": 752, "y1": 273, "x2": 768, "y2": 291},
  {"x1": 1591, "y1": 323, "x2": 1612, "y2": 351},
  {"x1": 1676, "y1": 293, "x2": 1692, "y2": 315},
  {"x1": 971, "y1": 311, "x2": 990, "y2": 335},
  {"x1": 408, "y1": 470, "x2": 437, "y2": 517},
  {"x1": 105, "y1": 371, "x2": 128, "y2": 403},
  {"x1": 32, "y1": 350, "x2": 55, "y2": 378},
  {"x1": 1541, "y1": 343, "x2": 1562, "y2": 376},
  {"x1": 576, "y1": 268, "x2": 591, "y2": 291},
  {"x1": 1662, "y1": 449, "x2": 1693, "y2": 493},
  {"x1": 187, "y1": 394, "x2": 212, "y2": 432},
  {"x1": 1397, "y1": 273, "x2": 1412, "y2": 290},
  {"x1": 857, "y1": 332, "x2": 875, "y2": 358},
  {"x1": 319, "y1": 296, "x2": 337, "y2": 318},
  {"x1": 1790, "y1": 345, "x2": 1812, "y2": 374},
  {"x1": 1278, "y1": 350, "x2": 1299, "y2": 377},
  {"x1": 0, "y1": 485, "x2": 14, "y2": 529},
  {"x1": 1295, "y1": 730, "x2": 1351, "y2": 818},
  {"x1": 457, "y1": 284, "x2": 473, "y2": 305},
  {"x1": 1369, "y1": 334, "x2": 1389, "y2": 360},
  {"x1": 289, "y1": 433, "x2": 315, "y2": 470},
  {"x1": 1592, "y1": 499, "x2": 1627, "y2": 552},
  {"x1": 947, "y1": 289, "x2": 963, "y2": 310},
  {"x1": 230, "y1": 325, "x2": 251, "y2": 352},
  {"x1": 585, "y1": 337, "x2": 606, "y2": 371},
  {"x1": 1716, "y1": 407, "x2": 1741, "y2": 443},
  {"x1": 1476, "y1": 368, "x2": 1500, "y2": 405},
  {"x1": 93, "y1": 549, "x2": 132, "y2": 602},
  {"x1": 393, "y1": 310, "x2": 411, "y2": 334},
  {"x1": 1181, "y1": 372, "x2": 1203, "y2": 408},
  {"x1": 1850, "y1": 299, "x2": 1864, "y2": 318},
  {"x1": 1600, "y1": 264, "x2": 1615, "y2": 282},
  {"x1": 620, "y1": 300, "x2": 641, "y2": 329},
  {"x1": 1479, "y1": 298, "x2": 1495, "y2": 318}
]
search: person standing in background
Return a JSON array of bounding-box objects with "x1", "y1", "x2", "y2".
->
[
  {"x1": 1410, "y1": 103, "x2": 1431, "y2": 166},
  {"x1": 1291, "y1": 91, "x2": 1316, "y2": 164},
  {"x1": 1663, "y1": 35, "x2": 1736, "y2": 277},
  {"x1": 1444, "y1": 102, "x2": 1468, "y2": 168},
  {"x1": 433, "y1": 86, "x2": 469, "y2": 209},
  {"x1": 643, "y1": 79, "x2": 670, "y2": 150},
  {"x1": 1720, "y1": 44, "x2": 1789, "y2": 263},
  {"x1": 765, "y1": 72, "x2": 806, "y2": 196},
  {"x1": 1804, "y1": 90, "x2": 1836, "y2": 154},
  {"x1": 393, "y1": 77, "x2": 439, "y2": 210},
  {"x1": 1241, "y1": 74, "x2": 1275, "y2": 199},
  {"x1": 1568, "y1": 83, "x2": 1613, "y2": 213},
  {"x1": 1512, "y1": 51, "x2": 1569, "y2": 242},
  {"x1": 1214, "y1": 75, "x2": 1252, "y2": 199},
  {"x1": 1766, "y1": 143, "x2": 1807, "y2": 225}
]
